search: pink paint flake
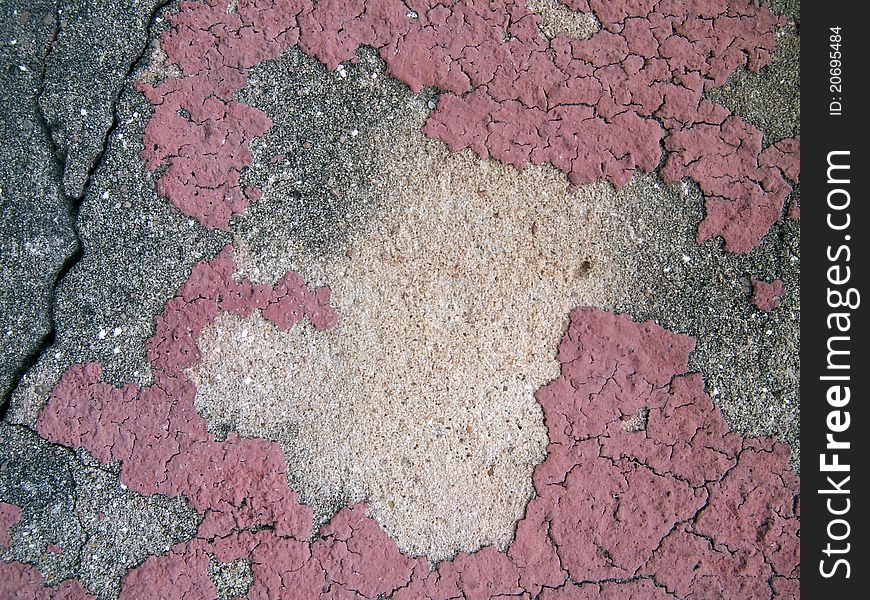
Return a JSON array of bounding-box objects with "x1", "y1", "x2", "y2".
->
[
  {"x1": 0, "y1": 502, "x2": 22, "y2": 549},
  {"x1": 0, "y1": 560, "x2": 94, "y2": 600},
  {"x1": 138, "y1": 0, "x2": 306, "y2": 230},
  {"x1": 751, "y1": 277, "x2": 786, "y2": 311}
]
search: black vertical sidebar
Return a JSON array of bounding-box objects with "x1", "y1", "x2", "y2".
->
[{"x1": 802, "y1": 1, "x2": 869, "y2": 597}]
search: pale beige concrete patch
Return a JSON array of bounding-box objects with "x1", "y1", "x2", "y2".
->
[{"x1": 188, "y1": 120, "x2": 631, "y2": 560}]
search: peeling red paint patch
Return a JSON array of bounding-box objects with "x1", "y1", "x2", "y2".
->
[
  {"x1": 761, "y1": 136, "x2": 801, "y2": 185},
  {"x1": 302, "y1": 0, "x2": 796, "y2": 252},
  {"x1": 138, "y1": 0, "x2": 306, "y2": 229},
  {"x1": 531, "y1": 308, "x2": 799, "y2": 595},
  {"x1": 0, "y1": 561, "x2": 94, "y2": 600},
  {"x1": 761, "y1": 137, "x2": 800, "y2": 222},
  {"x1": 751, "y1": 277, "x2": 786, "y2": 311},
  {"x1": 313, "y1": 504, "x2": 416, "y2": 598},
  {"x1": 662, "y1": 116, "x2": 795, "y2": 252},
  {"x1": 0, "y1": 501, "x2": 22, "y2": 548},
  {"x1": 541, "y1": 579, "x2": 673, "y2": 599},
  {"x1": 143, "y1": 0, "x2": 797, "y2": 252},
  {"x1": 35, "y1": 255, "x2": 798, "y2": 597},
  {"x1": 119, "y1": 539, "x2": 216, "y2": 600}
]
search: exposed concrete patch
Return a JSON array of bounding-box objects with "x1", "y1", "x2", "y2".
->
[
  {"x1": 2, "y1": 0, "x2": 182, "y2": 412},
  {"x1": 620, "y1": 406, "x2": 649, "y2": 432},
  {"x1": 0, "y1": 423, "x2": 200, "y2": 599},
  {"x1": 234, "y1": 45, "x2": 430, "y2": 262},
  {"x1": 199, "y1": 118, "x2": 632, "y2": 559},
  {"x1": 526, "y1": 0, "x2": 599, "y2": 40},
  {"x1": 208, "y1": 555, "x2": 253, "y2": 600}
]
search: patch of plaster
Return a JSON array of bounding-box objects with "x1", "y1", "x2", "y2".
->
[{"x1": 193, "y1": 117, "x2": 639, "y2": 559}]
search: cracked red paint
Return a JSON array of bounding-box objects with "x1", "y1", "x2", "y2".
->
[
  {"x1": 36, "y1": 248, "x2": 334, "y2": 543},
  {"x1": 541, "y1": 579, "x2": 672, "y2": 599},
  {"x1": 31, "y1": 251, "x2": 799, "y2": 598},
  {"x1": 661, "y1": 115, "x2": 793, "y2": 252},
  {"x1": 0, "y1": 501, "x2": 22, "y2": 548},
  {"x1": 760, "y1": 136, "x2": 800, "y2": 186},
  {"x1": 141, "y1": 0, "x2": 798, "y2": 252},
  {"x1": 761, "y1": 137, "x2": 801, "y2": 221},
  {"x1": 120, "y1": 539, "x2": 216, "y2": 600},
  {"x1": 138, "y1": 0, "x2": 306, "y2": 230},
  {"x1": 313, "y1": 504, "x2": 416, "y2": 598},
  {"x1": 0, "y1": 560, "x2": 94, "y2": 600},
  {"x1": 751, "y1": 277, "x2": 786, "y2": 311}
]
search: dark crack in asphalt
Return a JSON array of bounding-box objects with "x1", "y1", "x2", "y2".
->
[
  {"x1": 1, "y1": 0, "x2": 174, "y2": 420},
  {"x1": 5, "y1": 0, "x2": 228, "y2": 427},
  {"x1": 0, "y1": 0, "x2": 75, "y2": 418}
]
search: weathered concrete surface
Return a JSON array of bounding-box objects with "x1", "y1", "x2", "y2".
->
[
  {"x1": 1, "y1": 0, "x2": 177, "y2": 411},
  {"x1": 6, "y1": 3, "x2": 229, "y2": 426},
  {"x1": 1, "y1": 0, "x2": 800, "y2": 597},
  {"x1": 31, "y1": 283, "x2": 799, "y2": 597},
  {"x1": 0, "y1": 0, "x2": 77, "y2": 410},
  {"x1": 6, "y1": 81, "x2": 229, "y2": 426},
  {"x1": 40, "y1": 0, "x2": 168, "y2": 199},
  {"x1": 2, "y1": 2, "x2": 229, "y2": 592},
  {"x1": 0, "y1": 423, "x2": 200, "y2": 599}
]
